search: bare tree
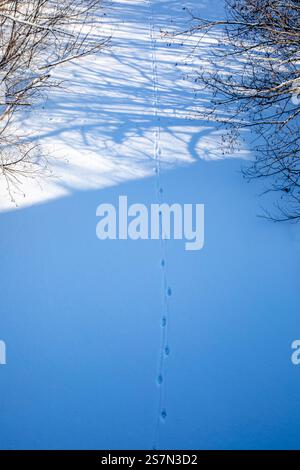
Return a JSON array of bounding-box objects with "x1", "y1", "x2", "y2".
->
[
  {"x1": 187, "y1": 0, "x2": 300, "y2": 221},
  {"x1": 0, "y1": 0, "x2": 108, "y2": 197}
]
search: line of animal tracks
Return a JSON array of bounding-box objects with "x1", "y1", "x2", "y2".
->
[{"x1": 147, "y1": 0, "x2": 172, "y2": 449}]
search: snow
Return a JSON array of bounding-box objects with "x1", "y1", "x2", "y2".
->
[
  {"x1": 0, "y1": 0, "x2": 300, "y2": 450},
  {"x1": 0, "y1": 0, "x2": 228, "y2": 211}
]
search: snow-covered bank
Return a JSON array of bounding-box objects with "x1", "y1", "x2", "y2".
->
[
  {"x1": 0, "y1": 0, "x2": 300, "y2": 450},
  {"x1": 0, "y1": 0, "x2": 226, "y2": 212}
]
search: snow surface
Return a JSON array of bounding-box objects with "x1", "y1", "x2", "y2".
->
[{"x1": 0, "y1": 0, "x2": 300, "y2": 450}]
